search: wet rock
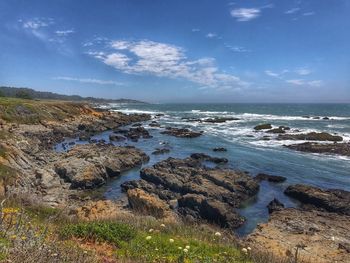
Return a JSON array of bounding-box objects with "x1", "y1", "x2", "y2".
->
[
  {"x1": 285, "y1": 142, "x2": 350, "y2": 156},
  {"x1": 213, "y1": 147, "x2": 227, "y2": 152},
  {"x1": 152, "y1": 148, "x2": 170, "y2": 155},
  {"x1": 202, "y1": 117, "x2": 240, "y2": 123},
  {"x1": 313, "y1": 116, "x2": 320, "y2": 120},
  {"x1": 323, "y1": 117, "x2": 330, "y2": 120},
  {"x1": 266, "y1": 127, "x2": 285, "y2": 134},
  {"x1": 190, "y1": 153, "x2": 228, "y2": 164},
  {"x1": 54, "y1": 144, "x2": 149, "y2": 189},
  {"x1": 115, "y1": 127, "x2": 152, "y2": 142},
  {"x1": 267, "y1": 198, "x2": 285, "y2": 214},
  {"x1": 278, "y1": 132, "x2": 343, "y2": 142},
  {"x1": 161, "y1": 127, "x2": 203, "y2": 138},
  {"x1": 149, "y1": 121, "x2": 161, "y2": 127},
  {"x1": 254, "y1": 124, "x2": 272, "y2": 130},
  {"x1": 132, "y1": 123, "x2": 142, "y2": 127},
  {"x1": 285, "y1": 184, "x2": 350, "y2": 215},
  {"x1": 254, "y1": 173, "x2": 287, "y2": 183},
  {"x1": 155, "y1": 113, "x2": 165, "y2": 117}
]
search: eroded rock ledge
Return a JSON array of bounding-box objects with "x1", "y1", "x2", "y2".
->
[{"x1": 122, "y1": 156, "x2": 259, "y2": 229}]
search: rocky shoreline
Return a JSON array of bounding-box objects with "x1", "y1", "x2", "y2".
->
[{"x1": 1, "y1": 101, "x2": 349, "y2": 263}]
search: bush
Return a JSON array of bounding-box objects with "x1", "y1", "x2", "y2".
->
[
  {"x1": 15, "y1": 90, "x2": 33, "y2": 100},
  {"x1": 60, "y1": 222, "x2": 137, "y2": 246}
]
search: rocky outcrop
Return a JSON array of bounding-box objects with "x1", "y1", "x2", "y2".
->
[
  {"x1": 254, "y1": 173, "x2": 287, "y2": 183},
  {"x1": 161, "y1": 127, "x2": 203, "y2": 138},
  {"x1": 278, "y1": 132, "x2": 343, "y2": 142},
  {"x1": 285, "y1": 142, "x2": 350, "y2": 156},
  {"x1": 115, "y1": 127, "x2": 152, "y2": 142},
  {"x1": 123, "y1": 157, "x2": 259, "y2": 229},
  {"x1": 54, "y1": 144, "x2": 149, "y2": 189},
  {"x1": 247, "y1": 208, "x2": 350, "y2": 263},
  {"x1": 285, "y1": 184, "x2": 350, "y2": 215},
  {"x1": 254, "y1": 124, "x2": 272, "y2": 130}
]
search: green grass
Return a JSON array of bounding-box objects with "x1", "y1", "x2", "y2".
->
[{"x1": 61, "y1": 221, "x2": 137, "y2": 246}]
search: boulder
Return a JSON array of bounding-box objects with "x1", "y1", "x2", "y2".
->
[
  {"x1": 152, "y1": 148, "x2": 170, "y2": 155},
  {"x1": 213, "y1": 147, "x2": 227, "y2": 152},
  {"x1": 267, "y1": 198, "x2": 284, "y2": 213},
  {"x1": 190, "y1": 153, "x2": 228, "y2": 164}
]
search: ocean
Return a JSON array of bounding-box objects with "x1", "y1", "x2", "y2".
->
[{"x1": 58, "y1": 103, "x2": 350, "y2": 236}]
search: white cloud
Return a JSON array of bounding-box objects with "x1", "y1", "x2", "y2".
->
[
  {"x1": 206, "y1": 33, "x2": 217, "y2": 38},
  {"x1": 308, "y1": 80, "x2": 323, "y2": 87},
  {"x1": 230, "y1": 8, "x2": 261, "y2": 22},
  {"x1": 285, "y1": 7, "x2": 300, "y2": 14},
  {"x1": 296, "y1": 68, "x2": 312, "y2": 75},
  {"x1": 53, "y1": 76, "x2": 125, "y2": 86},
  {"x1": 286, "y1": 79, "x2": 304, "y2": 85},
  {"x1": 86, "y1": 39, "x2": 249, "y2": 90},
  {"x1": 22, "y1": 18, "x2": 54, "y2": 29},
  {"x1": 55, "y1": 29, "x2": 75, "y2": 36},
  {"x1": 192, "y1": 28, "x2": 200, "y2": 32}
]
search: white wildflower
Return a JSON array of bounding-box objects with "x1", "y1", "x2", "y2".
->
[
  {"x1": 146, "y1": 236, "x2": 152, "y2": 240},
  {"x1": 169, "y1": 238, "x2": 174, "y2": 243},
  {"x1": 214, "y1": 232, "x2": 222, "y2": 237},
  {"x1": 242, "y1": 248, "x2": 248, "y2": 254},
  {"x1": 183, "y1": 248, "x2": 188, "y2": 253},
  {"x1": 185, "y1": 245, "x2": 190, "y2": 249}
]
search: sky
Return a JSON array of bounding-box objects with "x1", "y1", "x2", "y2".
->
[{"x1": 0, "y1": 0, "x2": 349, "y2": 103}]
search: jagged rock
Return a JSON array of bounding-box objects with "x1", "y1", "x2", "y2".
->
[
  {"x1": 254, "y1": 173, "x2": 287, "y2": 183},
  {"x1": 285, "y1": 184, "x2": 350, "y2": 215},
  {"x1": 125, "y1": 157, "x2": 259, "y2": 229},
  {"x1": 127, "y1": 188, "x2": 170, "y2": 219},
  {"x1": 149, "y1": 121, "x2": 161, "y2": 127},
  {"x1": 190, "y1": 153, "x2": 228, "y2": 164},
  {"x1": 266, "y1": 127, "x2": 285, "y2": 134},
  {"x1": 54, "y1": 144, "x2": 149, "y2": 189},
  {"x1": 213, "y1": 147, "x2": 227, "y2": 152},
  {"x1": 254, "y1": 124, "x2": 272, "y2": 130},
  {"x1": 285, "y1": 142, "x2": 350, "y2": 156},
  {"x1": 278, "y1": 132, "x2": 343, "y2": 142},
  {"x1": 161, "y1": 127, "x2": 203, "y2": 138},
  {"x1": 267, "y1": 198, "x2": 284, "y2": 213}
]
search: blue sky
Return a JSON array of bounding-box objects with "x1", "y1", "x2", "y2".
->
[{"x1": 0, "y1": 0, "x2": 349, "y2": 103}]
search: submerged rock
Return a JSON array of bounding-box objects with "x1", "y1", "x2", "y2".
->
[
  {"x1": 278, "y1": 132, "x2": 343, "y2": 142},
  {"x1": 285, "y1": 142, "x2": 350, "y2": 156},
  {"x1": 190, "y1": 153, "x2": 228, "y2": 164},
  {"x1": 202, "y1": 117, "x2": 240, "y2": 123},
  {"x1": 152, "y1": 148, "x2": 170, "y2": 155},
  {"x1": 213, "y1": 147, "x2": 227, "y2": 152},
  {"x1": 254, "y1": 173, "x2": 287, "y2": 183}
]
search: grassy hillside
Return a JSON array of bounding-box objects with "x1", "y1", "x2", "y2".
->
[{"x1": 0, "y1": 97, "x2": 98, "y2": 124}]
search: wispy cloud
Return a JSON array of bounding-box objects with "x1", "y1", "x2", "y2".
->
[
  {"x1": 285, "y1": 7, "x2": 300, "y2": 14},
  {"x1": 55, "y1": 29, "x2": 75, "y2": 36},
  {"x1": 286, "y1": 79, "x2": 323, "y2": 87},
  {"x1": 230, "y1": 8, "x2": 261, "y2": 22},
  {"x1": 86, "y1": 39, "x2": 249, "y2": 91},
  {"x1": 303, "y1": 12, "x2": 315, "y2": 16},
  {"x1": 192, "y1": 28, "x2": 200, "y2": 32},
  {"x1": 225, "y1": 44, "x2": 250, "y2": 52},
  {"x1": 295, "y1": 68, "x2": 312, "y2": 75},
  {"x1": 264, "y1": 70, "x2": 288, "y2": 78},
  {"x1": 20, "y1": 17, "x2": 54, "y2": 29},
  {"x1": 53, "y1": 76, "x2": 125, "y2": 86}
]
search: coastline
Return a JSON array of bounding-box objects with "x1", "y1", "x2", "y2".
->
[{"x1": 0, "y1": 98, "x2": 349, "y2": 262}]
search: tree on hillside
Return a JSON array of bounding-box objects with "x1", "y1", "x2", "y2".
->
[{"x1": 15, "y1": 90, "x2": 33, "y2": 100}]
